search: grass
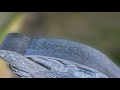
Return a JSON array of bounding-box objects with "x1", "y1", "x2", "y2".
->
[{"x1": 0, "y1": 12, "x2": 23, "y2": 43}]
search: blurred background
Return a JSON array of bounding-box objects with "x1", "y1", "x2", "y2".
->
[{"x1": 0, "y1": 12, "x2": 120, "y2": 78}]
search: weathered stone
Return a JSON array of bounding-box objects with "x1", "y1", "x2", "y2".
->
[
  {"x1": 0, "y1": 50, "x2": 108, "y2": 78},
  {"x1": 0, "y1": 33, "x2": 120, "y2": 78}
]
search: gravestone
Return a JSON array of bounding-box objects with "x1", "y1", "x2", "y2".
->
[{"x1": 0, "y1": 33, "x2": 120, "y2": 78}]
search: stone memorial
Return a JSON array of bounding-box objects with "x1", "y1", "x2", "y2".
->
[{"x1": 0, "y1": 33, "x2": 120, "y2": 78}]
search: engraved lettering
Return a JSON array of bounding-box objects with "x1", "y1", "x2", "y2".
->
[
  {"x1": 30, "y1": 42, "x2": 89, "y2": 59},
  {"x1": 67, "y1": 47, "x2": 72, "y2": 54},
  {"x1": 72, "y1": 47, "x2": 79, "y2": 55}
]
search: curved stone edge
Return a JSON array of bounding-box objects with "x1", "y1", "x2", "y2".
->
[{"x1": 0, "y1": 33, "x2": 31, "y2": 55}]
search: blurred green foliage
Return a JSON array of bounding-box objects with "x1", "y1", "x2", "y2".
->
[{"x1": 0, "y1": 12, "x2": 22, "y2": 42}]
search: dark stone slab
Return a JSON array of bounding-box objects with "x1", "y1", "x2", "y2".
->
[
  {"x1": 0, "y1": 33, "x2": 30, "y2": 54},
  {"x1": 0, "y1": 33, "x2": 120, "y2": 78}
]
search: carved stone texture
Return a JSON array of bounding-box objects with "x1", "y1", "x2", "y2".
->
[
  {"x1": 0, "y1": 50, "x2": 108, "y2": 78},
  {"x1": 0, "y1": 33, "x2": 120, "y2": 78}
]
